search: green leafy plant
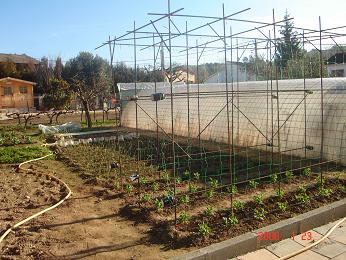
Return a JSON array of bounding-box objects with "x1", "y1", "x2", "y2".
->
[
  {"x1": 167, "y1": 187, "x2": 174, "y2": 196},
  {"x1": 254, "y1": 207, "x2": 267, "y2": 221},
  {"x1": 208, "y1": 178, "x2": 218, "y2": 189},
  {"x1": 178, "y1": 211, "x2": 190, "y2": 224},
  {"x1": 277, "y1": 201, "x2": 288, "y2": 212},
  {"x1": 319, "y1": 187, "x2": 332, "y2": 197},
  {"x1": 295, "y1": 192, "x2": 310, "y2": 203},
  {"x1": 223, "y1": 214, "x2": 238, "y2": 227},
  {"x1": 249, "y1": 180, "x2": 258, "y2": 189},
  {"x1": 183, "y1": 170, "x2": 190, "y2": 179},
  {"x1": 142, "y1": 193, "x2": 152, "y2": 202},
  {"x1": 198, "y1": 222, "x2": 211, "y2": 237},
  {"x1": 337, "y1": 184, "x2": 345, "y2": 191},
  {"x1": 154, "y1": 198, "x2": 164, "y2": 211},
  {"x1": 204, "y1": 189, "x2": 214, "y2": 199},
  {"x1": 298, "y1": 185, "x2": 307, "y2": 194},
  {"x1": 227, "y1": 184, "x2": 237, "y2": 194},
  {"x1": 139, "y1": 176, "x2": 148, "y2": 185},
  {"x1": 233, "y1": 200, "x2": 245, "y2": 211},
  {"x1": 175, "y1": 176, "x2": 182, "y2": 184},
  {"x1": 276, "y1": 189, "x2": 285, "y2": 199},
  {"x1": 162, "y1": 172, "x2": 170, "y2": 184},
  {"x1": 204, "y1": 206, "x2": 215, "y2": 217},
  {"x1": 316, "y1": 176, "x2": 325, "y2": 187},
  {"x1": 253, "y1": 193, "x2": 264, "y2": 205},
  {"x1": 152, "y1": 182, "x2": 160, "y2": 192},
  {"x1": 270, "y1": 173, "x2": 278, "y2": 183},
  {"x1": 193, "y1": 172, "x2": 200, "y2": 180},
  {"x1": 125, "y1": 184, "x2": 133, "y2": 193},
  {"x1": 188, "y1": 183, "x2": 198, "y2": 193},
  {"x1": 113, "y1": 181, "x2": 121, "y2": 190},
  {"x1": 179, "y1": 194, "x2": 190, "y2": 204},
  {"x1": 303, "y1": 167, "x2": 312, "y2": 177},
  {"x1": 285, "y1": 170, "x2": 294, "y2": 180}
]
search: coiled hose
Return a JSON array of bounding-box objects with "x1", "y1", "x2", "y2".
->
[
  {"x1": 279, "y1": 216, "x2": 346, "y2": 259},
  {"x1": 0, "y1": 153, "x2": 72, "y2": 248}
]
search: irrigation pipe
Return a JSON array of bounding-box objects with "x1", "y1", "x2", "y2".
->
[
  {"x1": 0, "y1": 153, "x2": 72, "y2": 248},
  {"x1": 279, "y1": 216, "x2": 346, "y2": 260}
]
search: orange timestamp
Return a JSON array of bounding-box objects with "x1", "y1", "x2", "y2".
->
[{"x1": 257, "y1": 231, "x2": 314, "y2": 241}]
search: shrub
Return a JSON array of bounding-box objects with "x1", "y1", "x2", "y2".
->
[
  {"x1": 254, "y1": 207, "x2": 267, "y2": 221},
  {"x1": 277, "y1": 201, "x2": 288, "y2": 212},
  {"x1": 233, "y1": 200, "x2": 245, "y2": 211},
  {"x1": 198, "y1": 222, "x2": 211, "y2": 237},
  {"x1": 178, "y1": 211, "x2": 190, "y2": 223},
  {"x1": 249, "y1": 180, "x2": 259, "y2": 189}
]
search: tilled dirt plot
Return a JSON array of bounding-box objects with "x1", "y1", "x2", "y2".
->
[{"x1": 0, "y1": 161, "x2": 191, "y2": 259}]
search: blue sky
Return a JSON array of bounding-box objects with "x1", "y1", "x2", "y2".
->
[{"x1": 1, "y1": 0, "x2": 345, "y2": 66}]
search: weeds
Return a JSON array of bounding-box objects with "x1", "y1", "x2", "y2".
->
[
  {"x1": 142, "y1": 193, "x2": 152, "y2": 202},
  {"x1": 208, "y1": 178, "x2": 218, "y2": 189},
  {"x1": 193, "y1": 172, "x2": 200, "y2": 180},
  {"x1": 285, "y1": 170, "x2": 294, "y2": 180},
  {"x1": 152, "y1": 182, "x2": 160, "y2": 192},
  {"x1": 204, "y1": 189, "x2": 214, "y2": 199},
  {"x1": 276, "y1": 189, "x2": 285, "y2": 199},
  {"x1": 125, "y1": 184, "x2": 133, "y2": 193}
]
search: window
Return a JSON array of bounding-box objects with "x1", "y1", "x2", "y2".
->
[
  {"x1": 3, "y1": 86, "x2": 12, "y2": 95},
  {"x1": 330, "y1": 69, "x2": 345, "y2": 77},
  {"x1": 19, "y1": 86, "x2": 28, "y2": 94}
]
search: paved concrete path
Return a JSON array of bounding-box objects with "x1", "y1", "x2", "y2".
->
[{"x1": 234, "y1": 218, "x2": 346, "y2": 260}]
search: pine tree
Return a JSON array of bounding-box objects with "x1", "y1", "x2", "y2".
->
[{"x1": 275, "y1": 11, "x2": 303, "y2": 69}]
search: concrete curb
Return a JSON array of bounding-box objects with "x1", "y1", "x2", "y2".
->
[{"x1": 171, "y1": 198, "x2": 346, "y2": 260}]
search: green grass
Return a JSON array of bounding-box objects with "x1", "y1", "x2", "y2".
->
[
  {"x1": 81, "y1": 119, "x2": 116, "y2": 128},
  {"x1": 0, "y1": 145, "x2": 52, "y2": 164}
]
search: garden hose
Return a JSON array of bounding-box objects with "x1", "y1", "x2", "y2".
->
[
  {"x1": 279, "y1": 216, "x2": 346, "y2": 259},
  {"x1": 0, "y1": 153, "x2": 72, "y2": 248}
]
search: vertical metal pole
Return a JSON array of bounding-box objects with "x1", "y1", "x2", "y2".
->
[
  {"x1": 134, "y1": 21, "x2": 140, "y2": 205},
  {"x1": 319, "y1": 16, "x2": 324, "y2": 185},
  {"x1": 303, "y1": 30, "x2": 307, "y2": 161},
  {"x1": 269, "y1": 31, "x2": 274, "y2": 173},
  {"x1": 222, "y1": 4, "x2": 233, "y2": 214},
  {"x1": 230, "y1": 26, "x2": 235, "y2": 184},
  {"x1": 196, "y1": 40, "x2": 203, "y2": 182},
  {"x1": 153, "y1": 34, "x2": 160, "y2": 170},
  {"x1": 167, "y1": 0, "x2": 177, "y2": 226},
  {"x1": 236, "y1": 39, "x2": 240, "y2": 148},
  {"x1": 273, "y1": 9, "x2": 282, "y2": 192},
  {"x1": 186, "y1": 22, "x2": 190, "y2": 151}
]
